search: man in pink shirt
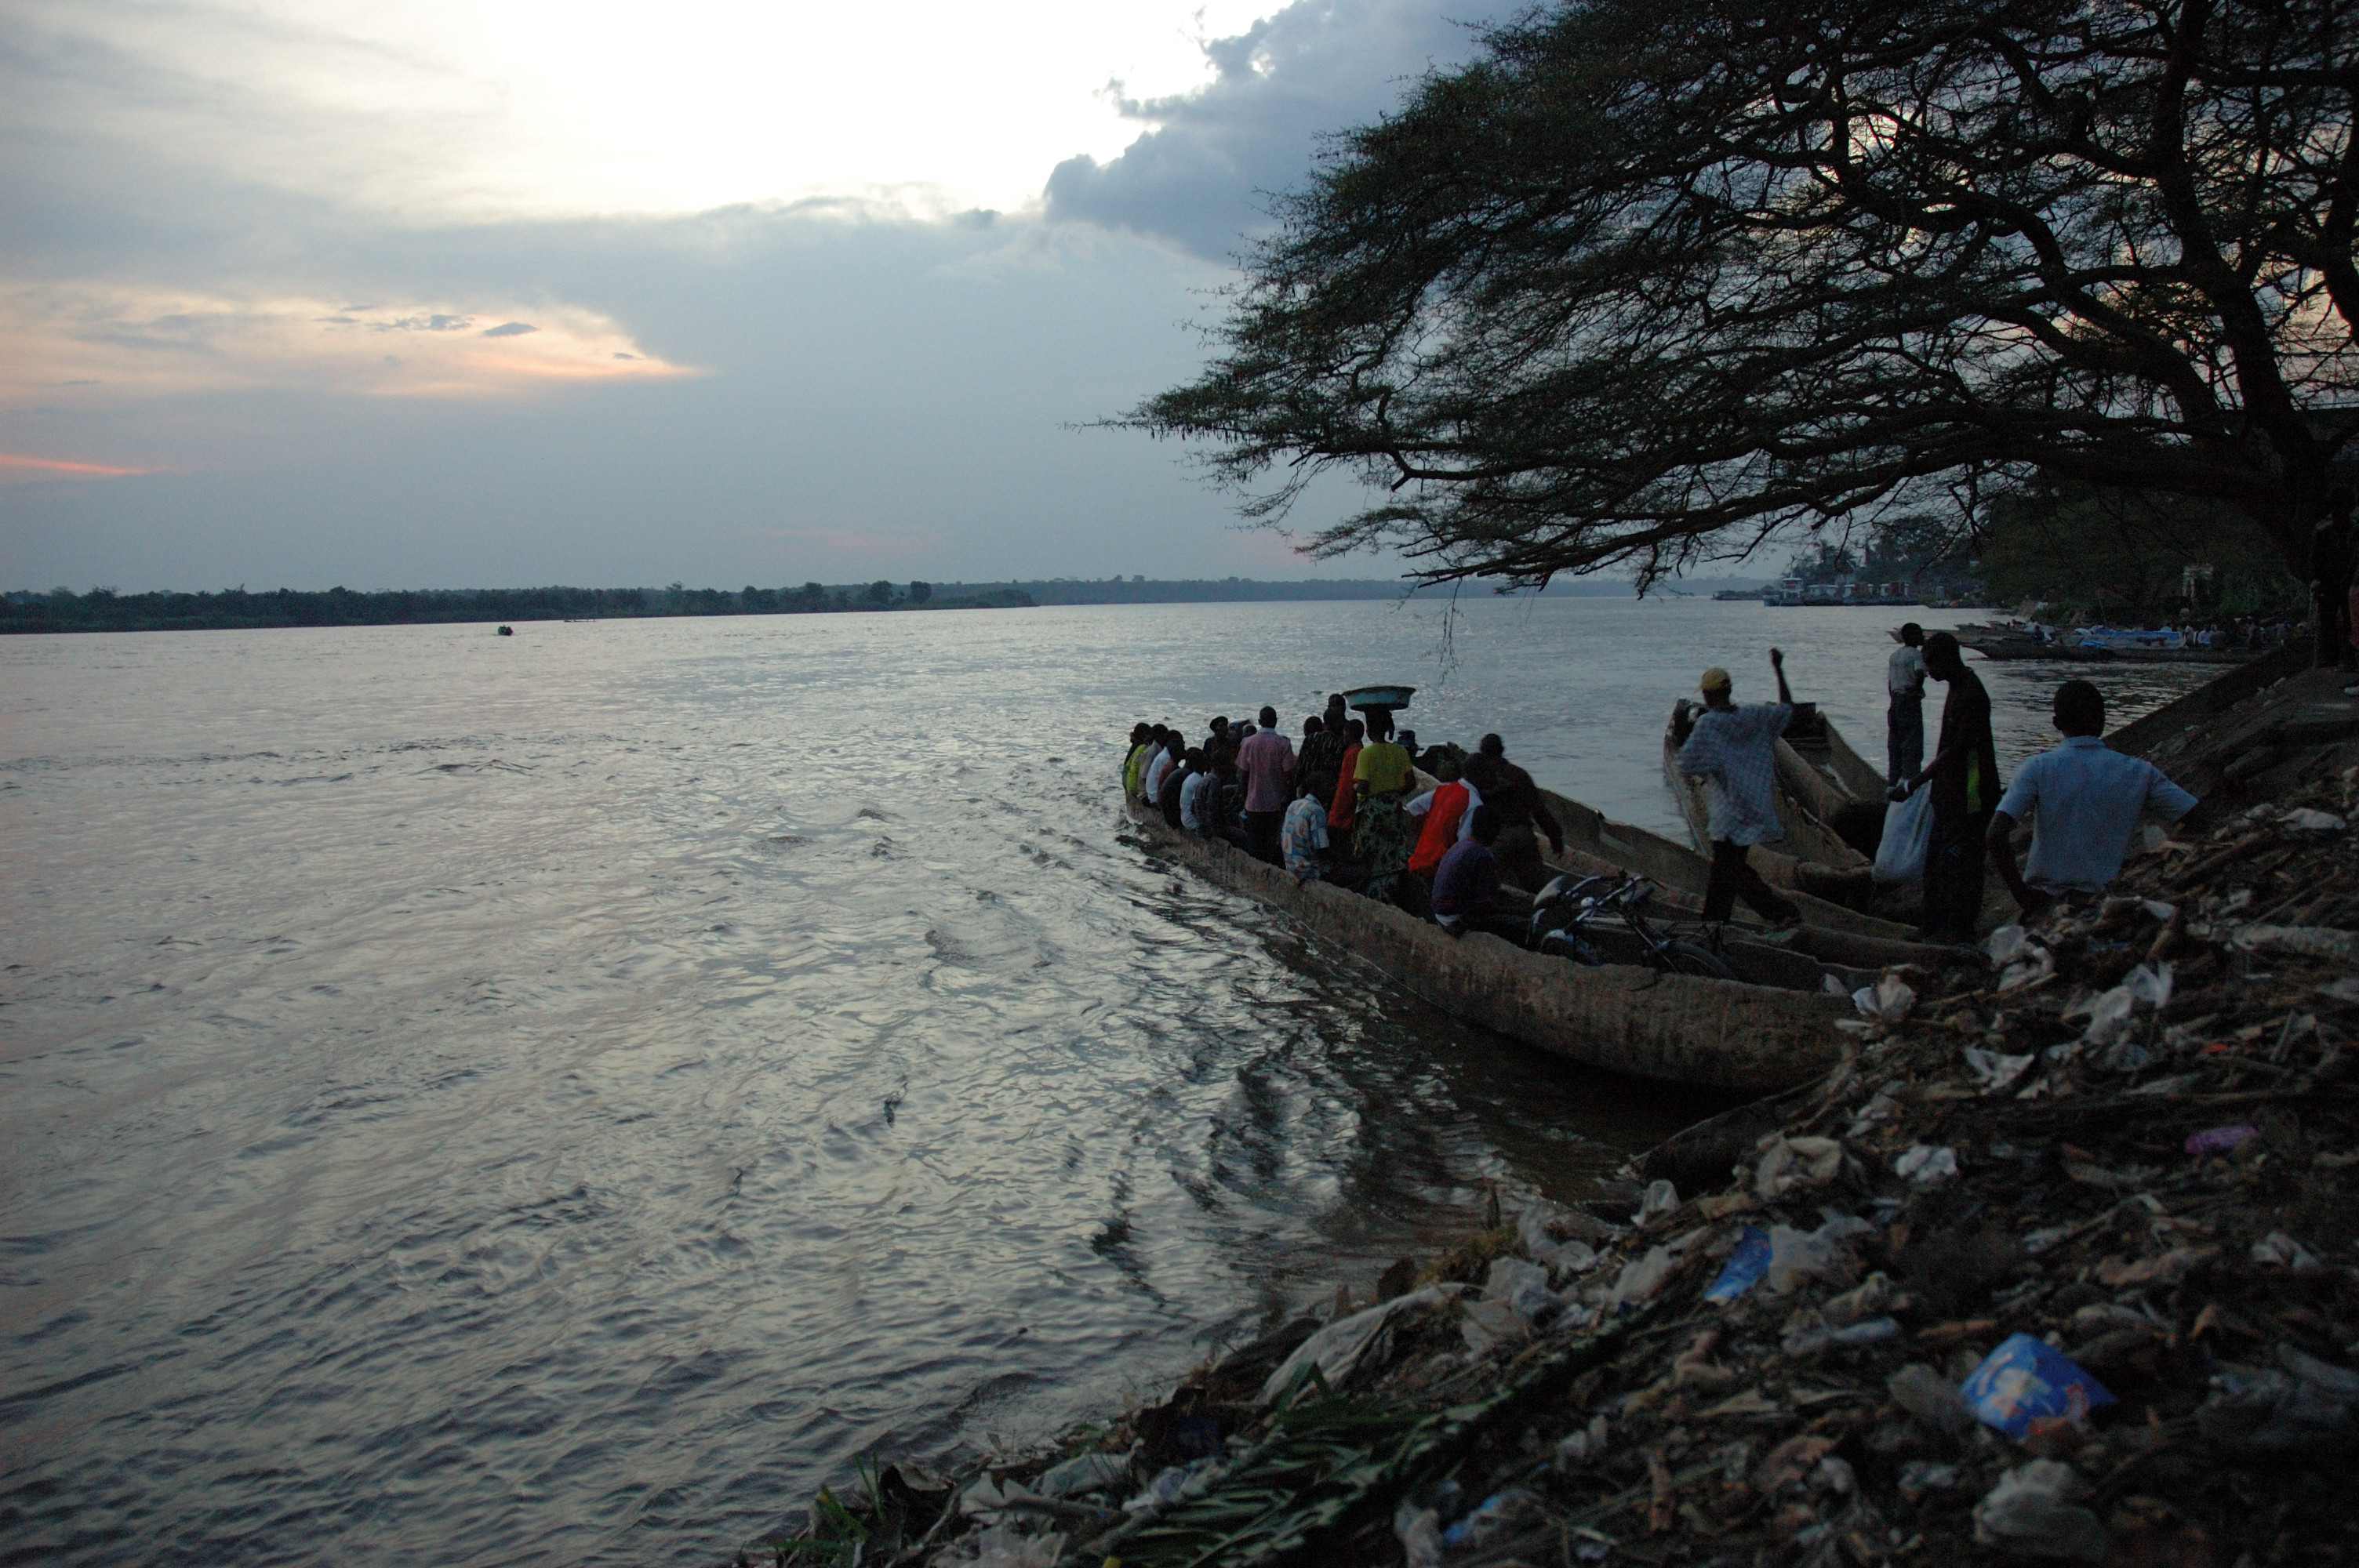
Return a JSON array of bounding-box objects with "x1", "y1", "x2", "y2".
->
[{"x1": 1235, "y1": 704, "x2": 1297, "y2": 865}]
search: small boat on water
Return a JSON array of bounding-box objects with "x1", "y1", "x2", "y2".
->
[
  {"x1": 1122, "y1": 720, "x2": 1965, "y2": 1094},
  {"x1": 1123, "y1": 799, "x2": 1851, "y2": 1095},
  {"x1": 1953, "y1": 623, "x2": 2263, "y2": 665}
]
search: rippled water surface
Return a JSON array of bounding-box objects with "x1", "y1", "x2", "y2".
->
[{"x1": 0, "y1": 600, "x2": 2208, "y2": 1565}]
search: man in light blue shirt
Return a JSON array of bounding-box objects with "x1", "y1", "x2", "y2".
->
[
  {"x1": 1987, "y1": 680, "x2": 2198, "y2": 915},
  {"x1": 1670, "y1": 648, "x2": 1803, "y2": 927}
]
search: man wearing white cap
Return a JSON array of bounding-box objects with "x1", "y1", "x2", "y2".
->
[{"x1": 1670, "y1": 650, "x2": 1803, "y2": 928}]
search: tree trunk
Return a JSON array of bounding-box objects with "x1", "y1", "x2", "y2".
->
[{"x1": 2312, "y1": 491, "x2": 2357, "y2": 670}]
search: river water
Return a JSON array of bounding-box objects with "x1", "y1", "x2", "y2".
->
[{"x1": 0, "y1": 598, "x2": 2206, "y2": 1565}]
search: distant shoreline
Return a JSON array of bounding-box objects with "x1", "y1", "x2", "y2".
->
[{"x1": 2, "y1": 577, "x2": 1776, "y2": 635}]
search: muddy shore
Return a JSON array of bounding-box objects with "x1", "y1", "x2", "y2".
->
[{"x1": 752, "y1": 658, "x2": 2359, "y2": 1568}]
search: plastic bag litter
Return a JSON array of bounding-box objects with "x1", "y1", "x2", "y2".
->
[
  {"x1": 1459, "y1": 1298, "x2": 1530, "y2": 1356},
  {"x1": 2197, "y1": 1345, "x2": 2359, "y2": 1454},
  {"x1": 1875, "y1": 787, "x2": 1932, "y2": 884},
  {"x1": 1965, "y1": 1047, "x2": 2037, "y2": 1094},
  {"x1": 2250, "y1": 1232, "x2": 2324, "y2": 1272},
  {"x1": 1888, "y1": 1363, "x2": 1979, "y2": 1436},
  {"x1": 1986, "y1": 924, "x2": 2056, "y2": 993},
  {"x1": 1783, "y1": 1316, "x2": 1900, "y2": 1357},
  {"x1": 1986, "y1": 924, "x2": 2034, "y2": 964},
  {"x1": 1960, "y1": 1334, "x2": 2117, "y2": 1439},
  {"x1": 2065, "y1": 961, "x2": 2172, "y2": 1046},
  {"x1": 1845, "y1": 1081, "x2": 1904, "y2": 1136},
  {"x1": 1823, "y1": 1272, "x2": 1910, "y2": 1326},
  {"x1": 1033, "y1": 1450, "x2": 1129, "y2": 1498},
  {"x1": 2001, "y1": 947, "x2": 2055, "y2": 993},
  {"x1": 1972, "y1": 1461, "x2": 2107, "y2": 1563},
  {"x1": 1852, "y1": 974, "x2": 1917, "y2": 1021},
  {"x1": 1703, "y1": 1225, "x2": 1770, "y2": 1304},
  {"x1": 942, "y1": 1523, "x2": 1067, "y2": 1567},
  {"x1": 1765, "y1": 1214, "x2": 1873, "y2": 1294},
  {"x1": 1555, "y1": 1414, "x2": 1609, "y2": 1468},
  {"x1": 1517, "y1": 1205, "x2": 1601, "y2": 1275},
  {"x1": 2185, "y1": 1123, "x2": 2259, "y2": 1156},
  {"x1": 2284, "y1": 808, "x2": 2347, "y2": 831},
  {"x1": 1897, "y1": 1461, "x2": 1960, "y2": 1500},
  {"x1": 1638, "y1": 1178, "x2": 1681, "y2": 1225},
  {"x1": 1485, "y1": 1255, "x2": 1553, "y2": 1307},
  {"x1": 1123, "y1": 1458, "x2": 1215, "y2": 1515},
  {"x1": 2097, "y1": 1036, "x2": 2154, "y2": 1073},
  {"x1": 1464, "y1": 1258, "x2": 1563, "y2": 1351},
  {"x1": 1754, "y1": 1134, "x2": 1845, "y2": 1200},
  {"x1": 1606, "y1": 1244, "x2": 1677, "y2": 1312},
  {"x1": 1258, "y1": 1283, "x2": 1470, "y2": 1403},
  {"x1": 2226, "y1": 923, "x2": 2359, "y2": 962},
  {"x1": 1441, "y1": 1487, "x2": 1545, "y2": 1550},
  {"x1": 1392, "y1": 1498, "x2": 1445, "y2": 1568},
  {"x1": 1894, "y1": 1144, "x2": 1960, "y2": 1185}
]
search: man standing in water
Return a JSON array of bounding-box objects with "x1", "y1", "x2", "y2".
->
[
  {"x1": 1235, "y1": 705, "x2": 1296, "y2": 865},
  {"x1": 1670, "y1": 652, "x2": 1804, "y2": 930},
  {"x1": 1886, "y1": 622, "x2": 1928, "y2": 786},
  {"x1": 1892, "y1": 631, "x2": 2000, "y2": 943}
]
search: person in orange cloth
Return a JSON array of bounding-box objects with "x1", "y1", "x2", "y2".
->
[
  {"x1": 1326, "y1": 717, "x2": 1367, "y2": 843},
  {"x1": 1403, "y1": 755, "x2": 1481, "y2": 908}
]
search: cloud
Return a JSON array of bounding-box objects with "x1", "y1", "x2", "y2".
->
[
  {"x1": 1043, "y1": 0, "x2": 1519, "y2": 257},
  {"x1": 0, "y1": 0, "x2": 1478, "y2": 589},
  {"x1": 0, "y1": 452, "x2": 148, "y2": 481},
  {"x1": 0, "y1": 285, "x2": 687, "y2": 405}
]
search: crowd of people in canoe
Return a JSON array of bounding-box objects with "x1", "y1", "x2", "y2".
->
[
  {"x1": 1125, "y1": 624, "x2": 2208, "y2": 956},
  {"x1": 1119, "y1": 694, "x2": 1563, "y2": 939}
]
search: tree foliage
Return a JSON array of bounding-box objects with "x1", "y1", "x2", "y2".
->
[
  {"x1": 1978, "y1": 481, "x2": 2304, "y2": 612},
  {"x1": 1129, "y1": 0, "x2": 2359, "y2": 590}
]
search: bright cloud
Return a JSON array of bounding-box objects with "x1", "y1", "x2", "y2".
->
[
  {"x1": 0, "y1": 452, "x2": 151, "y2": 482},
  {"x1": 0, "y1": 0, "x2": 1499, "y2": 590},
  {"x1": 0, "y1": 285, "x2": 689, "y2": 405},
  {"x1": 6, "y1": 0, "x2": 1278, "y2": 221}
]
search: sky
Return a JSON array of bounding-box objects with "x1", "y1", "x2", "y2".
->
[{"x1": 0, "y1": 0, "x2": 1525, "y2": 591}]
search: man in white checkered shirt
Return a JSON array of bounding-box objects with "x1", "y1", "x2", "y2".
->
[{"x1": 1670, "y1": 649, "x2": 1804, "y2": 928}]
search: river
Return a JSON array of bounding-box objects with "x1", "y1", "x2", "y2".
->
[{"x1": 0, "y1": 597, "x2": 2208, "y2": 1564}]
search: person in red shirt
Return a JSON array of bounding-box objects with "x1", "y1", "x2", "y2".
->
[
  {"x1": 1403, "y1": 757, "x2": 1479, "y2": 913},
  {"x1": 1234, "y1": 704, "x2": 1297, "y2": 865}
]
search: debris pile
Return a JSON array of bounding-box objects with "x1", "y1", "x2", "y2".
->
[{"x1": 753, "y1": 765, "x2": 2359, "y2": 1568}]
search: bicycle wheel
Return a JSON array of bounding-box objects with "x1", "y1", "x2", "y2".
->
[{"x1": 1660, "y1": 939, "x2": 1740, "y2": 982}]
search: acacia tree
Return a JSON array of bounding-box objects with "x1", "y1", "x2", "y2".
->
[{"x1": 1130, "y1": 0, "x2": 2359, "y2": 637}]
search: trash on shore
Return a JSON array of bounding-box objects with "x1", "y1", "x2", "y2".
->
[{"x1": 751, "y1": 739, "x2": 2359, "y2": 1568}]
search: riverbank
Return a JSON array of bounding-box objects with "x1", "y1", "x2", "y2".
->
[{"x1": 754, "y1": 663, "x2": 2359, "y2": 1567}]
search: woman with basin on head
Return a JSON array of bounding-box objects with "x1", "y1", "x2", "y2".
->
[{"x1": 1350, "y1": 711, "x2": 1419, "y2": 903}]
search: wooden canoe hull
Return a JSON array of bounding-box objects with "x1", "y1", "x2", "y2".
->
[
  {"x1": 1532, "y1": 787, "x2": 1924, "y2": 948},
  {"x1": 1125, "y1": 804, "x2": 1848, "y2": 1096}
]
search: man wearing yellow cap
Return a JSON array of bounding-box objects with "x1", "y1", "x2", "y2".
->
[{"x1": 1670, "y1": 650, "x2": 1803, "y2": 929}]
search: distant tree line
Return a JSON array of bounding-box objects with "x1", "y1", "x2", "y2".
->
[{"x1": 0, "y1": 582, "x2": 1030, "y2": 634}]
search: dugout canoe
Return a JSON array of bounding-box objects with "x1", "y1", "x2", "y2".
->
[
  {"x1": 1123, "y1": 801, "x2": 1848, "y2": 1096},
  {"x1": 1528, "y1": 787, "x2": 1954, "y2": 973}
]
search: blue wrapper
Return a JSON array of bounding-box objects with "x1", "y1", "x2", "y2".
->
[
  {"x1": 1959, "y1": 1333, "x2": 2116, "y2": 1438},
  {"x1": 1703, "y1": 1225, "x2": 1770, "y2": 1304}
]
